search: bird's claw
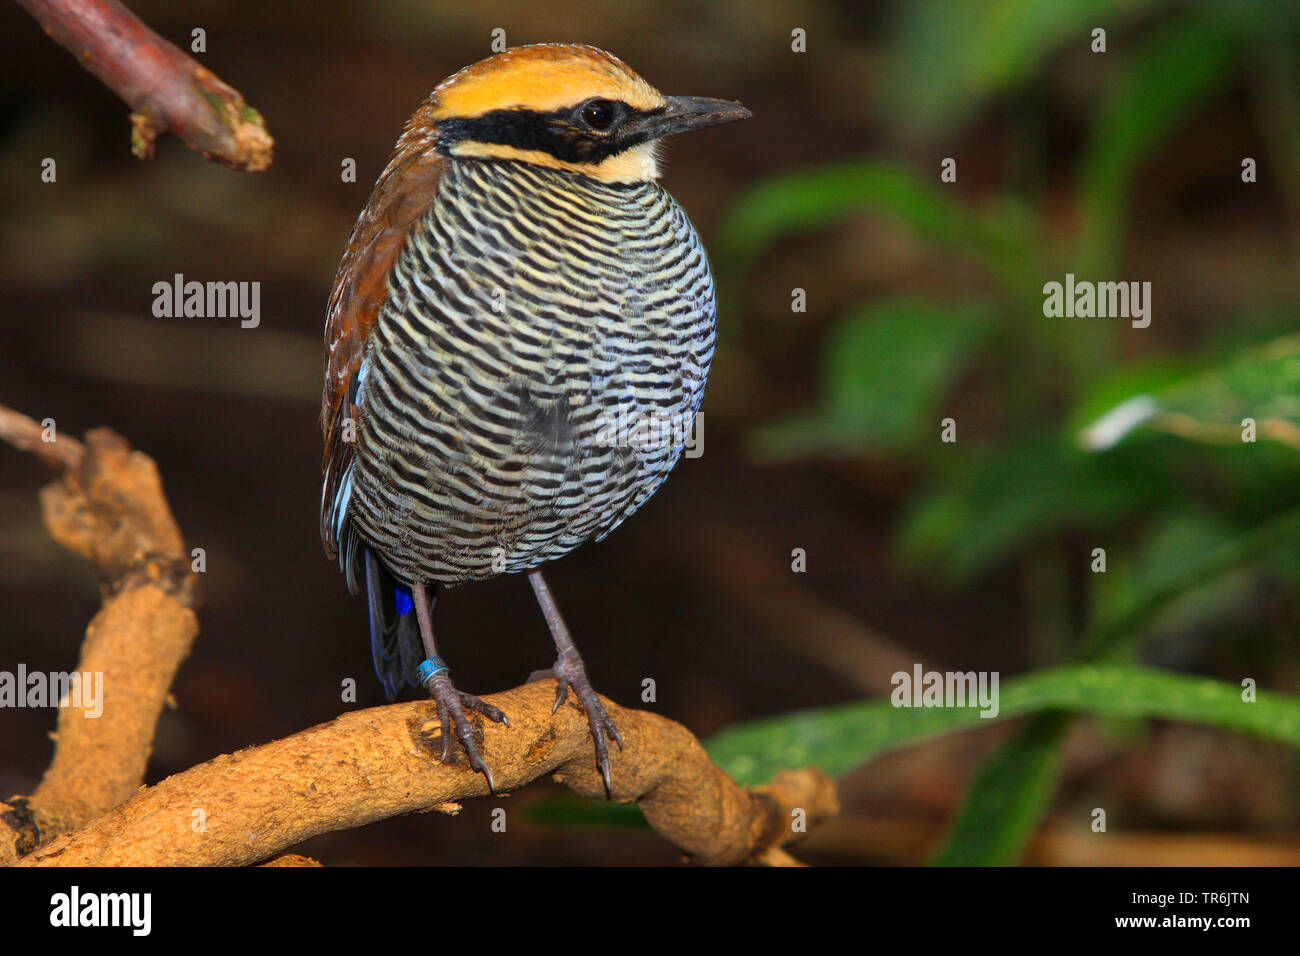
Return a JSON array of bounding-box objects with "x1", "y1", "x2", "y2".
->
[
  {"x1": 426, "y1": 673, "x2": 509, "y2": 793},
  {"x1": 533, "y1": 650, "x2": 623, "y2": 798}
]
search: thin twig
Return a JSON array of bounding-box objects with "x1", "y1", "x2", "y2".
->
[
  {"x1": 0, "y1": 404, "x2": 83, "y2": 468},
  {"x1": 14, "y1": 0, "x2": 273, "y2": 170}
]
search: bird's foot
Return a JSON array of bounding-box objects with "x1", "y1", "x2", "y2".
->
[
  {"x1": 529, "y1": 648, "x2": 623, "y2": 797},
  {"x1": 422, "y1": 665, "x2": 509, "y2": 793}
]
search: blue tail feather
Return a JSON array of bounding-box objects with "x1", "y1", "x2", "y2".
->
[{"x1": 364, "y1": 548, "x2": 429, "y2": 700}]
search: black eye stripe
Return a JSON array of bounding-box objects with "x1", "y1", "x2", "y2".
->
[{"x1": 437, "y1": 102, "x2": 656, "y2": 164}]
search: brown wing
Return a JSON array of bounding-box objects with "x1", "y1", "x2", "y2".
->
[{"x1": 321, "y1": 102, "x2": 444, "y2": 564}]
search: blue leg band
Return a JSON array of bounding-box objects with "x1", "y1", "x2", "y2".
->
[{"x1": 417, "y1": 657, "x2": 449, "y2": 686}]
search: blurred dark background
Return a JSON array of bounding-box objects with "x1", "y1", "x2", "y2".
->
[{"x1": 2, "y1": 0, "x2": 1298, "y2": 865}]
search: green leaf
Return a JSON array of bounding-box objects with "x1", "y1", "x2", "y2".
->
[
  {"x1": 1079, "y1": 334, "x2": 1300, "y2": 451},
  {"x1": 1068, "y1": 357, "x2": 1202, "y2": 436},
  {"x1": 929, "y1": 712, "x2": 1068, "y2": 866},
  {"x1": 937, "y1": 503, "x2": 1300, "y2": 864},
  {"x1": 896, "y1": 434, "x2": 1168, "y2": 585},
  {"x1": 716, "y1": 160, "x2": 1007, "y2": 276},
  {"x1": 747, "y1": 298, "x2": 993, "y2": 460},
  {"x1": 1076, "y1": 14, "x2": 1239, "y2": 273},
  {"x1": 705, "y1": 664, "x2": 1300, "y2": 790},
  {"x1": 1128, "y1": 511, "x2": 1247, "y2": 612},
  {"x1": 520, "y1": 794, "x2": 647, "y2": 829},
  {"x1": 880, "y1": 0, "x2": 1151, "y2": 137},
  {"x1": 1078, "y1": 502, "x2": 1300, "y2": 661}
]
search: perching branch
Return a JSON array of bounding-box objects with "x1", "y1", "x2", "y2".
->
[
  {"x1": 0, "y1": 405, "x2": 837, "y2": 865},
  {"x1": 18, "y1": 683, "x2": 837, "y2": 866},
  {"x1": 14, "y1": 0, "x2": 273, "y2": 170},
  {"x1": 0, "y1": 407, "x2": 199, "y2": 862}
]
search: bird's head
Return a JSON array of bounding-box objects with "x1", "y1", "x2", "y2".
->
[{"x1": 417, "y1": 43, "x2": 750, "y2": 183}]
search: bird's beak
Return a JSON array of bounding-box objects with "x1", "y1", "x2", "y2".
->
[{"x1": 626, "y1": 95, "x2": 752, "y2": 141}]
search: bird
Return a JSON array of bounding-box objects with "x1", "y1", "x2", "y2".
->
[{"x1": 320, "y1": 43, "x2": 750, "y2": 794}]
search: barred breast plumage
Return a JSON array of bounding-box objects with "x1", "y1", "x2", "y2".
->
[{"x1": 343, "y1": 158, "x2": 716, "y2": 585}]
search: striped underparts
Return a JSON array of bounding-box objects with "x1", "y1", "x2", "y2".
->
[{"x1": 342, "y1": 158, "x2": 717, "y2": 585}]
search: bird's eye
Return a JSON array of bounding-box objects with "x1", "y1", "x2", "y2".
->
[{"x1": 580, "y1": 99, "x2": 617, "y2": 130}]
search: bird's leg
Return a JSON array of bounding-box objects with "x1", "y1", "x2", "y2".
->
[
  {"x1": 526, "y1": 569, "x2": 623, "y2": 797},
  {"x1": 410, "y1": 582, "x2": 509, "y2": 791}
]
